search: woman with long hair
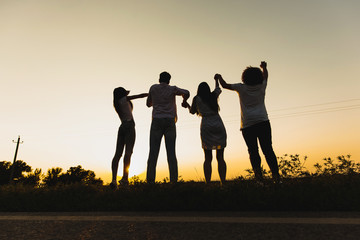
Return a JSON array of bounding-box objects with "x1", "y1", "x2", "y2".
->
[
  {"x1": 184, "y1": 78, "x2": 227, "y2": 184},
  {"x1": 111, "y1": 87, "x2": 148, "y2": 189}
]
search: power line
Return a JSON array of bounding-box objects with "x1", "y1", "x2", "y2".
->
[
  {"x1": 13, "y1": 99, "x2": 360, "y2": 138},
  {"x1": 270, "y1": 104, "x2": 360, "y2": 119},
  {"x1": 269, "y1": 99, "x2": 360, "y2": 113},
  {"x1": 218, "y1": 99, "x2": 360, "y2": 122},
  {"x1": 169, "y1": 102, "x2": 360, "y2": 130}
]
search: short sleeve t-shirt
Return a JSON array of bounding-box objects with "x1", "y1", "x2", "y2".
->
[
  {"x1": 147, "y1": 82, "x2": 189, "y2": 120},
  {"x1": 231, "y1": 79, "x2": 269, "y2": 129}
]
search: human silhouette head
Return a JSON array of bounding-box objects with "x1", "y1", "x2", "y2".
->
[
  {"x1": 197, "y1": 82, "x2": 211, "y2": 97},
  {"x1": 113, "y1": 87, "x2": 129, "y2": 100},
  {"x1": 159, "y1": 71, "x2": 171, "y2": 84},
  {"x1": 196, "y1": 82, "x2": 219, "y2": 113},
  {"x1": 242, "y1": 67, "x2": 264, "y2": 86},
  {"x1": 113, "y1": 87, "x2": 132, "y2": 114}
]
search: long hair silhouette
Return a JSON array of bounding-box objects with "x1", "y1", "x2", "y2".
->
[{"x1": 196, "y1": 82, "x2": 219, "y2": 113}]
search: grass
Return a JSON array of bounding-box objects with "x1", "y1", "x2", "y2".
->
[{"x1": 1, "y1": 174, "x2": 359, "y2": 212}]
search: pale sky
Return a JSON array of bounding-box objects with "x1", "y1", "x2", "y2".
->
[{"x1": 1, "y1": 0, "x2": 359, "y2": 183}]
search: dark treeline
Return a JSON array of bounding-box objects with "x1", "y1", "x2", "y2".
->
[
  {"x1": 0, "y1": 161, "x2": 102, "y2": 187},
  {"x1": 0, "y1": 154, "x2": 359, "y2": 187},
  {"x1": 0, "y1": 154, "x2": 359, "y2": 212}
]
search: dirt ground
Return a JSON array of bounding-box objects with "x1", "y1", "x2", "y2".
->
[{"x1": 0, "y1": 212, "x2": 359, "y2": 240}]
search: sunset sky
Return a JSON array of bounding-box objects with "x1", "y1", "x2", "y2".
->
[{"x1": 1, "y1": 0, "x2": 359, "y2": 183}]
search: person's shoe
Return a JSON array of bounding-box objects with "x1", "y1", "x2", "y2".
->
[
  {"x1": 110, "y1": 181, "x2": 117, "y2": 190},
  {"x1": 273, "y1": 175, "x2": 282, "y2": 185},
  {"x1": 119, "y1": 178, "x2": 129, "y2": 186}
]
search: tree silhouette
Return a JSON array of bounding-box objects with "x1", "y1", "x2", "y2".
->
[
  {"x1": 0, "y1": 160, "x2": 41, "y2": 186},
  {"x1": 59, "y1": 165, "x2": 103, "y2": 185},
  {"x1": 17, "y1": 168, "x2": 42, "y2": 187},
  {"x1": 42, "y1": 165, "x2": 103, "y2": 186},
  {"x1": 1, "y1": 161, "x2": 103, "y2": 187},
  {"x1": 0, "y1": 161, "x2": 12, "y2": 184},
  {"x1": 43, "y1": 167, "x2": 63, "y2": 186}
]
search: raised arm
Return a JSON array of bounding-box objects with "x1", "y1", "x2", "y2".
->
[
  {"x1": 260, "y1": 61, "x2": 268, "y2": 81},
  {"x1": 215, "y1": 74, "x2": 233, "y2": 90},
  {"x1": 127, "y1": 93, "x2": 149, "y2": 100},
  {"x1": 215, "y1": 77, "x2": 220, "y2": 88}
]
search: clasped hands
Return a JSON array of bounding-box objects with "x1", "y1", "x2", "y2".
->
[{"x1": 182, "y1": 99, "x2": 190, "y2": 109}]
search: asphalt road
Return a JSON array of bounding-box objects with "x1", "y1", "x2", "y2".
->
[{"x1": 0, "y1": 212, "x2": 359, "y2": 240}]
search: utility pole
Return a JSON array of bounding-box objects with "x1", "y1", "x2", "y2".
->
[{"x1": 9, "y1": 135, "x2": 23, "y2": 183}]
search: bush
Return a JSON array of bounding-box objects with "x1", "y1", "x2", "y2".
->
[
  {"x1": 278, "y1": 154, "x2": 310, "y2": 178},
  {"x1": 0, "y1": 160, "x2": 41, "y2": 186},
  {"x1": 245, "y1": 154, "x2": 358, "y2": 179},
  {"x1": 43, "y1": 165, "x2": 103, "y2": 187},
  {"x1": 313, "y1": 155, "x2": 360, "y2": 176}
]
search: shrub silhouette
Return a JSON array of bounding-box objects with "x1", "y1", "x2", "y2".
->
[
  {"x1": 43, "y1": 165, "x2": 103, "y2": 186},
  {"x1": 59, "y1": 165, "x2": 103, "y2": 185},
  {"x1": 18, "y1": 168, "x2": 42, "y2": 187},
  {"x1": 2, "y1": 155, "x2": 359, "y2": 188},
  {"x1": 0, "y1": 161, "x2": 12, "y2": 184},
  {"x1": 278, "y1": 154, "x2": 310, "y2": 178},
  {"x1": 313, "y1": 155, "x2": 360, "y2": 176},
  {"x1": 0, "y1": 160, "x2": 41, "y2": 186},
  {"x1": 245, "y1": 154, "x2": 358, "y2": 179},
  {"x1": 43, "y1": 167, "x2": 63, "y2": 186}
]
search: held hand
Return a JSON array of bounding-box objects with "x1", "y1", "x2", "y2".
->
[
  {"x1": 260, "y1": 61, "x2": 267, "y2": 69},
  {"x1": 214, "y1": 73, "x2": 223, "y2": 81},
  {"x1": 181, "y1": 100, "x2": 190, "y2": 109}
]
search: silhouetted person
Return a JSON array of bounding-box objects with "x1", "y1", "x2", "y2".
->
[
  {"x1": 111, "y1": 87, "x2": 148, "y2": 189},
  {"x1": 146, "y1": 71, "x2": 190, "y2": 183},
  {"x1": 216, "y1": 61, "x2": 280, "y2": 183},
  {"x1": 184, "y1": 78, "x2": 227, "y2": 184}
]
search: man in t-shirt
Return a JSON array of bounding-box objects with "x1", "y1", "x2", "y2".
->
[
  {"x1": 215, "y1": 61, "x2": 280, "y2": 183},
  {"x1": 146, "y1": 71, "x2": 190, "y2": 183}
]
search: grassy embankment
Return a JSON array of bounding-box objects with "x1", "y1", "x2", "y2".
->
[{"x1": 1, "y1": 174, "x2": 359, "y2": 212}]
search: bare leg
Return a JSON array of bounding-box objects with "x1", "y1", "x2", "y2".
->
[
  {"x1": 203, "y1": 149, "x2": 212, "y2": 183},
  {"x1": 121, "y1": 152, "x2": 131, "y2": 182},
  {"x1": 121, "y1": 127, "x2": 135, "y2": 183},
  {"x1": 216, "y1": 148, "x2": 227, "y2": 184},
  {"x1": 111, "y1": 129, "x2": 125, "y2": 183}
]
